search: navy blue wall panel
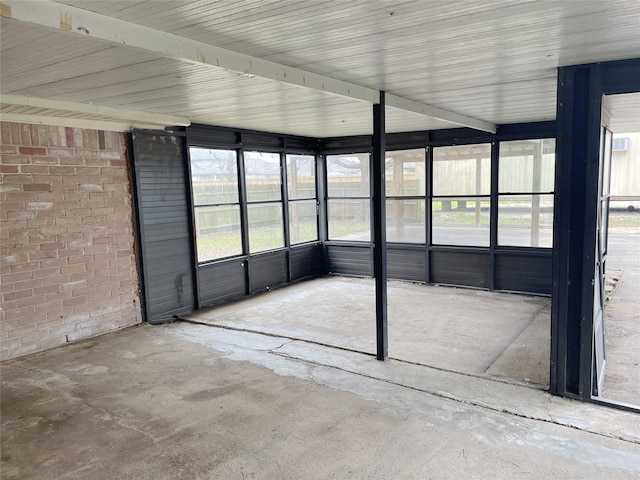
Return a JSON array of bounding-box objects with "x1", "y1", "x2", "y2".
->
[
  {"x1": 199, "y1": 259, "x2": 247, "y2": 307},
  {"x1": 495, "y1": 253, "x2": 552, "y2": 294},
  {"x1": 290, "y1": 243, "x2": 326, "y2": 281},
  {"x1": 326, "y1": 245, "x2": 373, "y2": 277},
  {"x1": 387, "y1": 247, "x2": 426, "y2": 282},
  {"x1": 249, "y1": 251, "x2": 288, "y2": 293},
  {"x1": 430, "y1": 250, "x2": 490, "y2": 289},
  {"x1": 132, "y1": 132, "x2": 195, "y2": 323}
]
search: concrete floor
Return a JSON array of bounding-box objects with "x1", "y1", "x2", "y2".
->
[
  {"x1": 2, "y1": 323, "x2": 639, "y2": 479},
  {"x1": 602, "y1": 228, "x2": 640, "y2": 406},
  {"x1": 186, "y1": 224, "x2": 639, "y2": 407},
  {"x1": 2, "y1": 224, "x2": 637, "y2": 478},
  {"x1": 187, "y1": 277, "x2": 551, "y2": 387}
]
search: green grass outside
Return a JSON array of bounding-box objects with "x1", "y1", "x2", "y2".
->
[
  {"x1": 197, "y1": 221, "x2": 319, "y2": 262},
  {"x1": 608, "y1": 211, "x2": 640, "y2": 227},
  {"x1": 196, "y1": 210, "x2": 639, "y2": 262},
  {"x1": 328, "y1": 221, "x2": 371, "y2": 240}
]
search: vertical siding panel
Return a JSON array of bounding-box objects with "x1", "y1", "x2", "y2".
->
[{"x1": 132, "y1": 132, "x2": 195, "y2": 322}]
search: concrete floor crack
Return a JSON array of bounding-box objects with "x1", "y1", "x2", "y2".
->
[
  {"x1": 269, "y1": 350, "x2": 640, "y2": 446},
  {"x1": 266, "y1": 340, "x2": 295, "y2": 353}
]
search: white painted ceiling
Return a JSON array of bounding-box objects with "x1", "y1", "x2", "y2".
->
[{"x1": 1, "y1": 0, "x2": 639, "y2": 137}]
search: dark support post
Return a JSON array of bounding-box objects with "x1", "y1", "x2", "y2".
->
[
  {"x1": 373, "y1": 92, "x2": 388, "y2": 361},
  {"x1": 425, "y1": 142, "x2": 432, "y2": 284},
  {"x1": 237, "y1": 133, "x2": 251, "y2": 295},
  {"x1": 183, "y1": 134, "x2": 201, "y2": 310},
  {"x1": 281, "y1": 147, "x2": 292, "y2": 283},
  {"x1": 552, "y1": 66, "x2": 588, "y2": 398},
  {"x1": 316, "y1": 152, "x2": 328, "y2": 260},
  {"x1": 551, "y1": 65, "x2": 602, "y2": 399},
  {"x1": 489, "y1": 141, "x2": 499, "y2": 291},
  {"x1": 550, "y1": 58, "x2": 640, "y2": 410}
]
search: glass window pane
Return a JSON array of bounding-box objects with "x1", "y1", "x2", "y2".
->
[
  {"x1": 386, "y1": 149, "x2": 426, "y2": 197},
  {"x1": 190, "y1": 148, "x2": 238, "y2": 205},
  {"x1": 286, "y1": 154, "x2": 316, "y2": 200},
  {"x1": 289, "y1": 200, "x2": 318, "y2": 244},
  {"x1": 600, "y1": 198, "x2": 609, "y2": 256},
  {"x1": 433, "y1": 144, "x2": 491, "y2": 196},
  {"x1": 245, "y1": 151, "x2": 282, "y2": 202},
  {"x1": 602, "y1": 131, "x2": 612, "y2": 196},
  {"x1": 327, "y1": 153, "x2": 370, "y2": 198},
  {"x1": 386, "y1": 199, "x2": 425, "y2": 243},
  {"x1": 248, "y1": 203, "x2": 284, "y2": 253},
  {"x1": 194, "y1": 205, "x2": 242, "y2": 262},
  {"x1": 432, "y1": 197, "x2": 490, "y2": 246},
  {"x1": 327, "y1": 199, "x2": 370, "y2": 241},
  {"x1": 499, "y1": 139, "x2": 555, "y2": 193},
  {"x1": 498, "y1": 195, "x2": 554, "y2": 247}
]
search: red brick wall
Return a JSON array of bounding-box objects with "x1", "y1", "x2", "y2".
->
[{"x1": 0, "y1": 122, "x2": 141, "y2": 360}]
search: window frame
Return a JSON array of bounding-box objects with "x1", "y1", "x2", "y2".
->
[
  {"x1": 286, "y1": 153, "x2": 319, "y2": 245},
  {"x1": 243, "y1": 150, "x2": 286, "y2": 254},
  {"x1": 497, "y1": 138, "x2": 556, "y2": 248},
  {"x1": 430, "y1": 143, "x2": 492, "y2": 247},
  {"x1": 384, "y1": 148, "x2": 427, "y2": 244},
  {"x1": 190, "y1": 147, "x2": 244, "y2": 263},
  {"x1": 325, "y1": 152, "x2": 372, "y2": 243}
]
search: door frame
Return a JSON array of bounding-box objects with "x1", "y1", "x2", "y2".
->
[{"x1": 551, "y1": 58, "x2": 640, "y2": 408}]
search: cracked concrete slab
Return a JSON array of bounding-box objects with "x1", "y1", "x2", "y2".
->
[
  {"x1": 174, "y1": 323, "x2": 640, "y2": 444},
  {"x1": 2, "y1": 322, "x2": 639, "y2": 479},
  {"x1": 184, "y1": 277, "x2": 552, "y2": 385}
]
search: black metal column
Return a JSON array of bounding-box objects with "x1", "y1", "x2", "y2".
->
[
  {"x1": 489, "y1": 140, "x2": 499, "y2": 290},
  {"x1": 237, "y1": 134, "x2": 251, "y2": 295},
  {"x1": 425, "y1": 141, "x2": 432, "y2": 284},
  {"x1": 317, "y1": 153, "x2": 328, "y2": 243},
  {"x1": 281, "y1": 146, "x2": 292, "y2": 283},
  {"x1": 551, "y1": 65, "x2": 602, "y2": 399},
  {"x1": 373, "y1": 92, "x2": 388, "y2": 361},
  {"x1": 551, "y1": 58, "x2": 640, "y2": 405}
]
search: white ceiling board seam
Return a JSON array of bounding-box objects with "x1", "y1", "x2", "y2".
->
[{"x1": 0, "y1": 0, "x2": 496, "y2": 133}]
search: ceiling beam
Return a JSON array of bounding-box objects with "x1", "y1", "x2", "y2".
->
[
  {"x1": 0, "y1": 113, "x2": 136, "y2": 132},
  {"x1": 1, "y1": 0, "x2": 496, "y2": 133},
  {"x1": 0, "y1": 0, "x2": 378, "y2": 103},
  {"x1": 1, "y1": 94, "x2": 191, "y2": 128},
  {"x1": 386, "y1": 94, "x2": 496, "y2": 133}
]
